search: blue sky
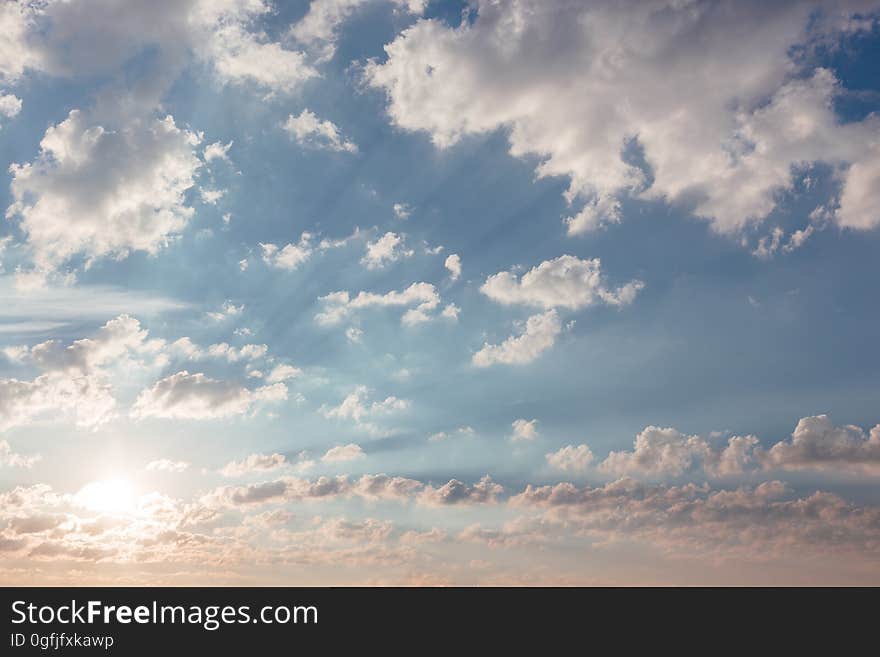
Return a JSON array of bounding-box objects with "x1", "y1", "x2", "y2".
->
[{"x1": 1, "y1": 0, "x2": 880, "y2": 584}]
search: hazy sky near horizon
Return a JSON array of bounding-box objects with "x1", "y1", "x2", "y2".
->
[{"x1": 1, "y1": 0, "x2": 880, "y2": 585}]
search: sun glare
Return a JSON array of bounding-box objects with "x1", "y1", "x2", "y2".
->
[{"x1": 75, "y1": 479, "x2": 136, "y2": 514}]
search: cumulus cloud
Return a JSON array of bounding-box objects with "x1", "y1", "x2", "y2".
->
[
  {"x1": 419, "y1": 475, "x2": 503, "y2": 506},
  {"x1": 761, "y1": 414, "x2": 880, "y2": 475},
  {"x1": 366, "y1": 0, "x2": 880, "y2": 237},
  {"x1": 598, "y1": 426, "x2": 760, "y2": 479},
  {"x1": 510, "y1": 477, "x2": 880, "y2": 562},
  {"x1": 283, "y1": 109, "x2": 358, "y2": 153},
  {"x1": 203, "y1": 472, "x2": 497, "y2": 509},
  {"x1": 146, "y1": 459, "x2": 190, "y2": 473},
  {"x1": 546, "y1": 444, "x2": 594, "y2": 473},
  {"x1": 0, "y1": 93, "x2": 22, "y2": 122},
  {"x1": 315, "y1": 282, "x2": 442, "y2": 327},
  {"x1": 220, "y1": 453, "x2": 289, "y2": 478},
  {"x1": 321, "y1": 385, "x2": 408, "y2": 434},
  {"x1": 472, "y1": 310, "x2": 562, "y2": 367},
  {"x1": 260, "y1": 229, "x2": 359, "y2": 271},
  {"x1": 7, "y1": 111, "x2": 202, "y2": 270},
  {"x1": 266, "y1": 364, "x2": 302, "y2": 384},
  {"x1": 361, "y1": 232, "x2": 413, "y2": 269},
  {"x1": 444, "y1": 253, "x2": 461, "y2": 281},
  {"x1": 0, "y1": 315, "x2": 165, "y2": 431},
  {"x1": 481, "y1": 255, "x2": 643, "y2": 310},
  {"x1": 203, "y1": 140, "x2": 232, "y2": 163},
  {"x1": 322, "y1": 443, "x2": 366, "y2": 463},
  {"x1": 206, "y1": 300, "x2": 243, "y2": 321},
  {"x1": 131, "y1": 371, "x2": 286, "y2": 421},
  {"x1": 260, "y1": 234, "x2": 314, "y2": 271},
  {"x1": 510, "y1": 418, "x2": 539, "y2": 442}
]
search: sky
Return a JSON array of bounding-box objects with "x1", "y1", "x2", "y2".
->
[{"x1": 0, "y1": 0, "x2": 879, "y2": 585}]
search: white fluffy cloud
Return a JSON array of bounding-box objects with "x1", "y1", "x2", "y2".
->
[
  {"x1": 367, "y1": 0, "x2": 880, "y2": 237},
  {"x1": 444, "y1": 253, "x2": 461, "y2": 281},
  {"x1": 10, "y1": 0, "x2": 316, "y2": 96},
  {"x1": 361, "y1": 232, "x2": 413, "y2": 269},
  {"x1": 260, "y1": 234, "x2": 314, "y2": 270},
  {"x1": 510, "y1": 418, "x2": 539, "y2": 442},
  {"x1": 481, "y1": 255, "x2": 643, "y2": 310},
  {"x1": 322, "y1": 443, "x2": 366, "y2": 463},
  {"x1": 260, "y1": 229, "x2": 360, "y2": 271},
  {"x1": 321, "y1": 385, "x2": 408, "y2": 434},
  {"x1": 0, "y1": 1, "x2": 41, "y2": 84},
  {"x1": 266, "y1": 364, "x2": 302, "y2": 384},
  {"x1": 0, "y1": 93, "x2": 21, "y2": 120},
  {"x1": 545, "y1": 444, "x2": 594, "y2": 473},
  {"x1": 283, "y1": 109, "x2": 358, "y2": 153},
  {"x1": 0, "y1": 315, "x2": 164, "y2": 431},
  {"x1": 203, "y1": 140, "x2": 232, "y2": 163},
  {"x1": 472, "y1": 310, "x2": 562, "y2": 367},
  {"x1": 7, "y1": 111, "x2": 202, "y2": 270},
  {"x1": 315, "y1": 282, "x2": 441, "y2": 326},
  {"x1": 146, "y1": 459, "x2": 190, "y2": 473},
  {"x1": 131, "y1": 371, "x2": 286, "y2": 420}
]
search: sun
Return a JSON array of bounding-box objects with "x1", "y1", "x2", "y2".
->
[{"x1": 75, "y1": 479, "x2": 136, "y2": 514}]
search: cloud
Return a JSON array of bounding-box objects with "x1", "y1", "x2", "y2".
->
[
  {"x1": 546, "y1": 444, "x2": 594, "y2": 473},
  {"x1": 428, "y1": 426, "x2": 475, "y2": 442},
  {"x1": 510, "y1": 477, "x2": 880, "y2": 562},
  {"x1": 761, "y1": 414, "x2": 880, "y2": 475},
  {"x1": 290, "y1": 0, "x2": 426, "y2": 62},
  {"x1": 392, "y1": 203, "x2": 412, "y2": 220},
  {"x1": 481, "y1": 255, "x2": 643, "y2": 310},
  {"x1": 220, "y1": 453, "x2": 289, "y2": 478},
  {"x1": 598, "y1": 426, "x2": 761, "y2": 479},
  {"x1": 836, "y1": 144, "x2": 880, "y2": 229},
  {"x1": 7, "y1": 111, "x2": 202, "y2": 270},
  {"x1": 206, "y1": 22, "x2": 316, "y2": 95},
  {"x1": 361, "y1": 232, "x2": 413, "y2": 269},
  {"x1": 0, "y1": 315, "x2": 166, "y2": 431},
  {"x1": 419, "y1": 475, "x2": 503, "y2": 506},
  {"x1": 321, "y1": 385, "x2": 408, "y2": 434},
  {"x1": 315, "y1": 282, "x2": 442, "y2": 326},
  {"x1": 0, "y1": 440, "x2": 40, "y2": 468},
  {"x1": 322, "y1": 443, "x2": 366, "y2": 463},
  {"x1": 472, "y1": 310, "x2": 562, "y2": 367},
  {"x1": 206, "y1": 300, "x2": 243, "y2": 321},
  {"x1": 131, "y1": 371, "x2": 286, "y2": 421},
  {"x1": 260, "y1": 234, "x2": 314, "y2": 271},
  {"x1": 283, "y1": 109, "x2": 358, "y2": 153},
  {"x1": 0, "y1": 93, "x2": 21, "y2": 121},
  {"x1": 9, "y1": 0, "x2": 316, "y2": 96},
  {"x1": 266, "y1": 364, "x2": 302, "y2": 384},
  {"x1": 203, "y1": 140, "x2": 233, "y2": 163},
  {"x1": 444, "y1": 253, "x2": 461, "y2": 281},
  {"x1": 366, "y1": 1, "x2": 880, "y2": 236},
  {"x1": 260, "y1": 229, "x2": 359, "y2": 271},
  {"x1": 440, "y1": 303, "x2": 460, "y2": 321},
  {"x1": 510, "y1": 418, "x2": 539, "y2": 442},
  {"x1": 0, "y1": 1, "x2": 41, "y2": 84},
  {"x1": 146, "y1": 459, "x2": 190, "y2": 473},
  {"x1": 203, "y1": 472, "x2": 503, "y2": 510}
]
